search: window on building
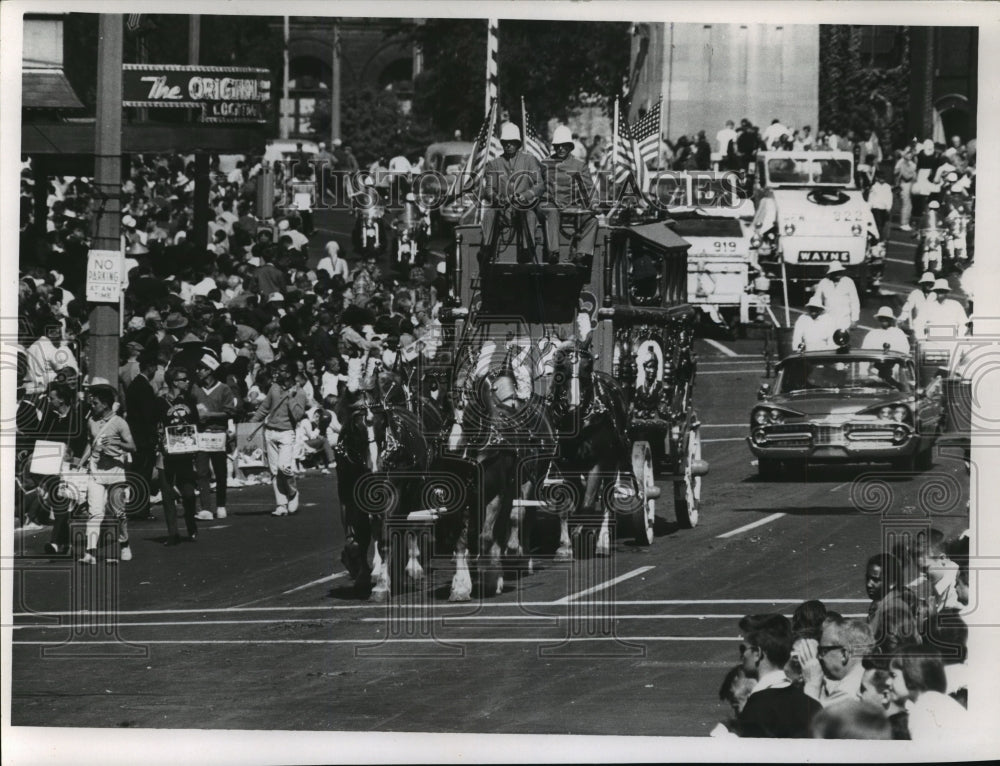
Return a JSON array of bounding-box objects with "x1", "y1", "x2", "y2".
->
[{"x1": 857, "y1": 26, "x2": 903, "y2": 69}]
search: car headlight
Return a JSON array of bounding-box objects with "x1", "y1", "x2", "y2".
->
[
  {"x1": 892, "y1": 405, "x2": 911, "y2": 423},
  {"x1": 851, "y1": 223, "x2": 863, "y2": 236},
  {"x1": 752, "y1": 429, "x2": 767, "y2": 445},
  {"x1": 893, "y1": 426, "x2": 908, "y2": 443},
  {"x1": 783, "y1": 222, "x2": 796, "y2": 236},
  {"x1": 877, "y1": 406, "x2": 892, "y2": 420},
  {"x1": 768, "y1": 410, "x2": 784, "y2": 424},
  {"x1": 750, "y1": 234, "x2": 762, "y2": 248},
  {"x1": 753, "y1": 408, "x2": 769, "y2": 426}
]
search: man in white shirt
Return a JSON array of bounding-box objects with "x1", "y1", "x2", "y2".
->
[
  {"x1": 792, "y1": 297, "x2": 835, "y2": 352},
  {"x1": 25, "y1": 323, "x2": 79, "y2": 394},
  {"x1": 762, "y1": 118, "x2": 790, "y2": 149},
  {"x1": 814, "y1": 262, "x2": 860, "y2": 333},
  {"x1": 801, "y1": 617, "x2": 874, "y2": 708},
  {"x1": 862, "y1": 307, "x2": 910, "y2": 353},
  {"x1": 898, "y1": 272, "x2": 936, "y2": 331},
  {"x1": 917, "y1": 279, "x2": 969, "y2": 343},
  {"x1": 716, "y1": 120, "x2": 737, "y2": 155}
]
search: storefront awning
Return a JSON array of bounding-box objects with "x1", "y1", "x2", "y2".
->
[{"x1": 21, "y1": 69, "x2": 84, "y2": 109}]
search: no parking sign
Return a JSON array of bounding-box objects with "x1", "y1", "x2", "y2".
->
[{"x1": 85, "y1": 250, "x2": 123, "y2": 303}]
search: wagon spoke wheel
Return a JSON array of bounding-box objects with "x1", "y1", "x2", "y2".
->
[
  {"x1": 673, "y1": 425, "x2": 702, "y2": 529},
  {"x1": 630, "y1": 442, "x2": 656, "y2": 545}
]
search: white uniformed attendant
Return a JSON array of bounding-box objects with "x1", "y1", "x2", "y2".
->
[
  {"x1": 918, "y1": 279, "x2": 969, "y2": 344},
  {"x1": 792, "y1": 296, "x2": 835, "y2": 351},
  {"x1": 897, "y1": 271, "x2": 936, "y2": 332},
  {"x1": 814, "y1": 262, "x2": 860, "y2": 332},
  {"x1": 862, "y1": 307, "x2": 910, "y2": 353}
]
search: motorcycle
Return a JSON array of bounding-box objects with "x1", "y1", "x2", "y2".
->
[
  {"x1": 944, "y1": 210, "x2": 970, "y2": 268},
  {"x1": 915, "y1": 225, "x2": 945, "y2": 277},
  {"x1": 352, "y1": 189, "x2": 386, "y2": 256},
  {"x1": 392, "y1": 198, "x2": 431, "y2": 268}
]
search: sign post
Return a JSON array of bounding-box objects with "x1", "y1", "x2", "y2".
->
[
  {"x1": 88, "y1": 15, "x2": 123, "y2": 387},
  {"x1": 85, "y1": 250, "x2": 124, "y2": 303}
]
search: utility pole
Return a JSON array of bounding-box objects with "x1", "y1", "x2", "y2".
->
[
  {"x1": 88, "y1": 14, "x2": 123, "y2": 383},
  {"x1": 189, "y1": 14, "x2": 210, "y2": 253},
  {"x1": 281, "y1": 16, "x2": 290, "y2": 139},
  {"x1": 330, "y1": 22, "x2": 341, "y2": 143}
]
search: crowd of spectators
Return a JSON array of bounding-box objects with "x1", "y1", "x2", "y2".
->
[
  {"x1": 15, "y1": 148, "x2": 450, "y2": 556},
  {"x1": 712, "y1": 527, "x2": 972, "y2": 740}
]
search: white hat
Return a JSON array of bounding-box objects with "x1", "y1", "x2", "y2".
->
[
  {"x1": 918, "y1": 271, "x2": 936, "y2": 284},
  {"x1": 551, "y1": 125, "x2": 574, "y2": 146},
  {"x1": 806, "y1": 296, "x2": 825, "y2": 310},
  {"x1": 122, "y1": 214, "x2": 137, "y2": 228},
  {"x1": 928, "y1": 200, "x2": 940, "y2": 210},
  {"x1": 277, "y1": 219, "x2": 290, "y2": 231},
  {"x1": 318, "y1": 142, "x2": 326, "y2": 149},
  {"x1": 199, "y1": 353, "x2": 220, "y2": 371},
  {"x1": 932, "y1": 279, "x2": 950, "y2": 292},
  {"x1": 333, "y1": 138, "x2": 343, "y2": 147},
  {"x1": 826, "y1": 262, "x2": 846, "y2": 275},
  {"x1": 875, "y1": 306, "x2": 896, "y2": 320},
  {"x1": 268, "y1": 291, "x2": 285, "y2": 303},
  {"x1": 436, "y1": 260, "x2": 447, "y2": 275},
  {"x1": 499, "y1": 123, "x2": 522, "y2": 143}
]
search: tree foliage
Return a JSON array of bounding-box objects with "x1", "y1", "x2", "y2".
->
[
  {"x1": 819, "y1": 26, "x2": 912, "y2": 151},
  {"x1": 408, "y1": 19, "x2": 630, "y2": 138},
  {"x1": 324, "y1": 89, "x2": 434, "y2": 166}
]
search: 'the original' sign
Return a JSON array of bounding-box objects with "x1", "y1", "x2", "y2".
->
[{"x1": 122, "y1": 65, "x2": 271, "y2": 124}]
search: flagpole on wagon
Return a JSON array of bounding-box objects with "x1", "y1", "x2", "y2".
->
[{"x1": 609, "y1": 97, "x2": 620, "y2": 218}]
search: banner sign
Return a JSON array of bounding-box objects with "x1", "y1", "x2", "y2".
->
[
  {"x1": 122, "y1": 64, "x2": 271, "y2": 124},
  {"x1": 85, "y1": 249, "x2": 123, "y2": 303}
]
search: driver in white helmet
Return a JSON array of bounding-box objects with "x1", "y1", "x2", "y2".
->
[
  {"x1": 480, "y1": 122, "x2": 546, "y2": 265},
  {"x1": 538, "y1": 125, "x2": 599, "y2": 265}
]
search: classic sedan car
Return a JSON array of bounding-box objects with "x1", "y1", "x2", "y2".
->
[{"x1": 747, "y1": 349, "x2": 943, "y2": 478}]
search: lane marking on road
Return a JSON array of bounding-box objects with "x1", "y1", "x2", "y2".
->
[
  {"x1": 886, "y1": 257, "x2": 915, "y2": 266},
  {"x1": 282, "y1": 571, "x2": 349, "y2": 595},
  {"x1": 552, "y1": 565, "x2": 656, "y2": 605},
  {"x1": 699, "y1": 360, "x2": 771, "y2": 366},
  {"x1": 697, "y1": 370, "x2": 764, "y2": 376},
  {"x1": 829, "y1": 482, "x2": 850, "y2": 493},
  {"x1": 10, "y1": 599, "x2": 869, "y2": 618},
  {"x1": 702, "y1": 437, "x2": 747, "y2": 444},
  {"x1": 702, "y1": 423, "x2": 750, "y2": 428},
  {"x1": 11, "y1": 613, "x2": 868, "y2": 630},
  {"x1": 9, "y1": 636, "x2": 744, "y2": 646},
  {"x1": 716, "y1": 513, "x2": 787, "y2": 539},
  {"x1": 702, "y1": 338, "x2": 739, "y2": 357},
  {"x1": 888, "y1": 238, "x2": 917, "y2": 248}
]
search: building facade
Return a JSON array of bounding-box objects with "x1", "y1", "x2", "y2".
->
[{"x1": 627, "y1": 23, "x2": 820, "y2": 142}]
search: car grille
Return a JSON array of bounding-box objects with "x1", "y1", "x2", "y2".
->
[
  {"x1": 846, "y1": 423, "x2": 898, "y2": 442},
  {"x1": 813, "y1": 424, "x2": 845, "y2": 446}
]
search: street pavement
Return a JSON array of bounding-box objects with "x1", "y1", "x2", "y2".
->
[{"x1": 9, "y1": 215, "x2": 972, "y2": 735}]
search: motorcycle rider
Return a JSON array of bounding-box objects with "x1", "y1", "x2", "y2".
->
[
  {"x1": 538, "y1": 125, "x2": 599, "y2": 266},
  {"x1": 916, "y1": 200, "x2": 946, "y2": 276},
  {"x1": 480, "y1": 123, "x2": 546, "y2": 267}
]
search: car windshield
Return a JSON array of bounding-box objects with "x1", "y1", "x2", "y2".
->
[
  {"x1": 767, "y1": 157, "x2": 853, "y2": 186},
  {"x1": 775, "y1": 357, "x2": 913, "y2": 394}
]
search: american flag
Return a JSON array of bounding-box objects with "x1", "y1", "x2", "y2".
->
[
  {"x1": 632, "y1": 97, "x2": 663, "y2": 172},
  {"x1": 452, "y1": 102, "x2": 501, "y2": 198},
  {"x1": 522, "y1": 107, "x2": 550, "y2": 162},
  {"x1": 612, "y1": 112, "x2": 637, "y2": 186}
]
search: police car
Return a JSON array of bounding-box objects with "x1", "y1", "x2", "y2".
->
[{"x1": 749, "y1": 151, "x2": 882, "y2": 294}]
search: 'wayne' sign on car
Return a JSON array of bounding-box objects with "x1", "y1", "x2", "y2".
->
[{"x1": 122, "y1": 64, "x2": 271, "y2": 124}]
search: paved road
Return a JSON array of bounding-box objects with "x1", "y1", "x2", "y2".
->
[{"x1": 10, "y1": 217, "x2": 972, "y2": 735}]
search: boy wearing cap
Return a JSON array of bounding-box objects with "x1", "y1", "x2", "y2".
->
[
  {"x1": 814, "y1": 262, "x2": 860, "y2": 334},
  {"x1": 862, "y1": 308, "x2": 910, "y2": 353},
  {"x1": 78, "y1": 382, "x2": 136, "y2": 564},
  {"x1": 193, "y1": 350, "x2": 239, "y2": 520}
]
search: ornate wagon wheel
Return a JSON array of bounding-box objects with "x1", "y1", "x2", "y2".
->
[
  {"x1": 630, "y1": 441, "x2": 657, "y2": 545},
  {"x1": 673, "y1": 423, "x2": 702, "y2": 529}
]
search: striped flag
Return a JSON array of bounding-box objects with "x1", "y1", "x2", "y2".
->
[
  {"x1": 521, "y1": 105, "x2": 550, "y2": 162},
  {"x1": 632, "y1": 97, "x2": 663, "y2": 175},
  {"x1": 450, "y1": 102, "x2": 500, "y2": 198},
  {"x1": 612, "y1": 110, "x2": 637, "y2": 186}
]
